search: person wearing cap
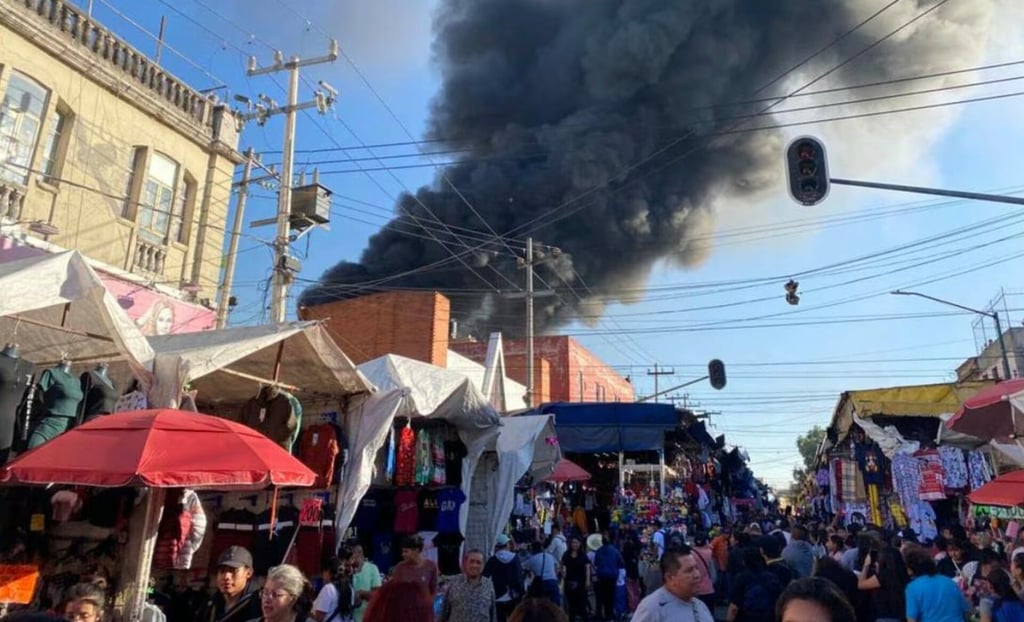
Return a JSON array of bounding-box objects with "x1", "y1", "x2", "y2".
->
[
  {"x1": 197, "y1": 546, "x2": 262, "y2": 622},
  {"x1": 484, "y1": 534, "x2": 524, "y2": 622}
]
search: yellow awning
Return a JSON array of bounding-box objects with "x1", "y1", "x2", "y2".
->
[{"x1": 829, "y1": 380, "x2": 993, "y2": 442}]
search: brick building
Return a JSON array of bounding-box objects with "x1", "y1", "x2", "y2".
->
[{"x1": 299, "y1": 290, "x2": 634, "y2": 405}]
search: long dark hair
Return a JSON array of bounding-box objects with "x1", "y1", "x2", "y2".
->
[{"x1": 776, "y1": 577, "x2": 856, "y2": 622}]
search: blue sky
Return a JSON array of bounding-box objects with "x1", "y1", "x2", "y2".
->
[{"x1": 80, "y1": 0, "x2": 1024, "y2": 489}]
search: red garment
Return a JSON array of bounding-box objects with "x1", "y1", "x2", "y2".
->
[
  {"x1": 394, "y1": 489, "x2": 419, "y2": 534},
  {"x1": 917, "y1": 449, "x2": 946, "y2": 501},
  {"x1": 295, "y1": 525, "x2": 335, "y2": 578},
  {"x1": 390, "y1": 559, "x2": 439, "y2": 595},
  {"x1": 395, "y1": 427, "x2": 416, "y2": 486},
  {"x1": 298, "y1": 424, "x2": 340, "y2": 488}
]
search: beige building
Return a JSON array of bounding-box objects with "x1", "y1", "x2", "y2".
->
[
  {"x1": 0, "y1": 0, "x2": 241, "y2": 308},
  {"x1": 957, "y1": 326, "x2": 1024, "y2": 382}
]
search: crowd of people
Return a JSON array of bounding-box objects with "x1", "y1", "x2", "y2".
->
[{"x1": 10, "y1": 512, "x2": 1024, "y2": 621}]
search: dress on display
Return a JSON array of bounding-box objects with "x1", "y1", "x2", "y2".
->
[
  {"x1": 0, "y1": 354, "x2": 33, "y2": 463},
  {"x1": 28, "y1": 366, "x2": 83, "y2": 448}
]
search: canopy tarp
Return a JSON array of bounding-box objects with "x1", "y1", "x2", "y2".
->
[
  {"x1": 829, "y1": 381, "x2": 991, "y2": 443},
  {"x1": 337, "y1": 355, "x2": 501, "y2": 545},
  {"x1": 143, "y1": 321, "x2": 371, "y2": 407},
  {"x1": 484, "y1": 414, "x2": 559, "y2": 554},
  {"x1": 535, "y1": 402, "x2": 679, "y2": 452},
  {"x1": 0, "y1": 250, "x2": 153, "y2": 378}
]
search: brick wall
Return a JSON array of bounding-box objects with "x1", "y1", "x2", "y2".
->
[
  {"x1": 451, "y1": 336, "x2": 633, "y2": 403},
  {"x1": 298, "y1": 291, "x2": 450, "y2": 366}
]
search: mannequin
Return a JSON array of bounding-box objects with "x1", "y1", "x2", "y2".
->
[
  {"x1": 27, "y1": 353, "x2": 84, "y2": 449},
  {"x1": 0, "y1": 342, "x2": 34, "y2": 465},
  {"x1": 79, "y1": 362, "x2": 119, "y2": 423},
  {"x1": 240, "y1": 384, "x2": 296, "y2": 451}
]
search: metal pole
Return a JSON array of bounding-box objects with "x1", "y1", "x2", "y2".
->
[
  {"x1": 831, "y1": 178, "x2": 1024, "y2": 206},
  {"x1": 993, "y1": 311, "x2": 1013, "y2": 380},
  {"x1": 659, "y1": 450, "x2": 666, "y2": 498},
  {"x1": 271, "y1": 61, "x2": 300, "y2": 323},
  {"x1": 216, "y1": 148, "x2": 254, "y2": 328},
  {"x1": 525, "y1": 236, "x2": 534, "y2": 408},
  {"x1": 155, "y1": 16, "x2": 166, "y2": 64}
]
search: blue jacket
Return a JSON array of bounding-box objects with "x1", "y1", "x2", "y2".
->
[{"x1": 593, "y1": 544, "x2": 624, "y2": 580}]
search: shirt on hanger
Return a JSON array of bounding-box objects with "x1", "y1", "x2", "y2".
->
[
  {"x1": 394, "y1": 489, "x2": 420, "y2": 534},
  {"x1": 396, "y1": 426, "x2": 416, "y2": 486},
  {"x1": 418, "y1": 489, "x2": 441, "y2": 532},
  {"x1": 444, "y1": 441, "x2": 467, "y2": 486},
  {"x1": 437, "y1": 488, "x2": 467, "y2": 533}
]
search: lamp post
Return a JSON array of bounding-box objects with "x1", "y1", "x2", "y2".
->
[{"x1": 891, "y1": 290, "x2": 1012, "y2": 380}]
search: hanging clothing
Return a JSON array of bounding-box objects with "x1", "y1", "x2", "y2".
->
[
  {"x1": 938, "y1": 446, "x2": 968, "y2": 490},
  {"x1": 431, "y1": 433, "x2": 446, "y2": 485},
  {"x1": 280, "y1": 391, "x2": 304, "y2": 451},
  {"x1": 855, "y1": 442, "x2": 885, "y2": 486},
  {"x1": 38, "y1": 367, "x2": 83, "y2": 418},
  {"x1": 916, "y1": 450, "x2": 946, "y2": 501},
  {"x1": 385, "y1": 427, "x2": 397, "y2": 483},
  {"x1": 905, "y1": 501, "x2": 938, "y2": 541},
  {"x1": 115, "y1": 389, "x2": 148, "y2": 412},
  {"x1": 0, "y1": 355, "x2": 33, "y2": 457},
  {"x1": 299, "y1": 423, "x2": 341, "y2": 488},
  {"x1": 154, "y1": 489, "x2": 207, "y2": 570},
  {"x1": 239, "y1": 389, "x2": 297, "y2": 451},
  {"x1": 415, "y1": 429, "x2": 433, "y2": 485},
  {"x1": 395, "y1": 426, "x2": 416, "y2": 487},
  {"x1": 968, "y1": 450, "x2": 993, "y2": 490},
  {"x1": 891, "y1": 451, "x2": 922, "y2": 508},
  {"x1": 79, "y1": 370, "x2": 119, "y2": 420}
]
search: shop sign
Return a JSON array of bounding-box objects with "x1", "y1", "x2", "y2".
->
[
  {"x1": 0, "y1": 236, "x2": 214, "y2": 335},
  {"x1": 0, "y1": 564, "x2": 40, "y2": 605},
  {"x1": 972, "y1": 504, "x2": 1024, "y2": 520}
]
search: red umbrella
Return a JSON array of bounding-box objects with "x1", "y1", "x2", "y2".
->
[
  {"x1": 968, "y1": 470, "x2": 1024, "y2": 507},
  {"x1": 946, "y1": 379, "x2": 1024, "y2": 441},
  {"x1": 0, "y1": 408, "x2": 315, "y2": 489},
  {"x1": 547, "y1": 458, "x2": 591, "y2": 482}
]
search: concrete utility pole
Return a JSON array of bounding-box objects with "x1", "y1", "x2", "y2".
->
[
  {"x1": 646, "y1": 364, "x2": 675, "y2": 403},
  {"x1": 217, "y1": 149, "x2": 279, "y2": 329},
  {"x1": 245, "y1": 42, "x2": 338, "y2": 323},
  {"x1": 508, "y1": 237, "x2": 557, "y2": 407}
]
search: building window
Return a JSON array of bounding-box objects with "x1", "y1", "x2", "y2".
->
[
  {"x1": 39, "y1": 105, "x2": 72, "y2": 183},
  {"x1": 0, "y1": 72, "x2": 49, "y2": 185},
  {"x1": 140, "y1": 152, "x2": 178, "y2": 236},
  {"x1": 171, "y1": 172, "x2": 195, "y2": 244}
]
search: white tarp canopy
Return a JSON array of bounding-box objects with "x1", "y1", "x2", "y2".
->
[
  {"x1": 483, "y1": 414, "x2": 560, "y2": 554},
  {"x1": 0, "y1": 250, "x2": 153, "y2": 378},
  {"x1": 145, "y1": 321, "x2": 372, "y2": 407},
  {"x1": 336, "y1": 354, "x2": 502, "y2": 542}
]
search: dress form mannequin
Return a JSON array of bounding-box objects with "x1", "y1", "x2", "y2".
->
[
  {"x1": 80, "y1": 362, "x2": 118, "y2": 422},
  {"x1": 0, "y1": 342, "x2": 33, "y2": 465},
  {"x1": 27, "y1": 353, "x2": 83, "y2": 448}
]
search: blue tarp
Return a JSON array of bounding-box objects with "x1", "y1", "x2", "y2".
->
[{"x1": 534, "y1": 402, "x2": 680, "y2": 452}]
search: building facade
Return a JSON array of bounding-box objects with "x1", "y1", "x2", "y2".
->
[
  {"x1": 956, "y1": 326, "x2": 1024, "y2": 381},
  {"x1": 0, "y1": 0, "x2": 242, "y2": 333},
  {"x1": 301, "y1": 290, "x2": 634, "y2": 406}
]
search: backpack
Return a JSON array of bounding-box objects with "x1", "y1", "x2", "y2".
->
[{"x1": 741, "y1": 570, "x2": 783, "y2": 621}]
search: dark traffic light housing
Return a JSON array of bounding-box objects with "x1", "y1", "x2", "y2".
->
[
  {"x1": 786, "y1": 136, "x2": 829, "y2": 206},
  {"x1": 708, "y1": 359, "x2": 726, "y2": 390}
]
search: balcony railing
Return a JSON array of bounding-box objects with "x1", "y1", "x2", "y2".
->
[
  {"x1": 12, "y1": 0, "x2": 215, "y2": 131},
  {"x1": 0, "y1": 182, "x2": 27, "y2": 221},
  {"x1": 132, "y1": 238, "x2": 167, "y2": 275}
]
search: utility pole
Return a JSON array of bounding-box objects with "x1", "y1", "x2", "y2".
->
[
  {"x1": 244, "y1": 42, "x2": 338, "y2": 323},
  {"x1": 508, "y1": 238, "x2": 558, "y2": 407},
  {"x1": 892, "y1": 290, "x2": 1012, "y2": 380},
  {"x1": 217, "y1": 149, "x2": 279, "y2": 328},
  {"x1": 646, "y1": 364, "x2": 675, "y2": 403}
]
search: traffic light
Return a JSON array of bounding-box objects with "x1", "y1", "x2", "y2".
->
[
  {"x1": 708, "y1": 359, "x2": 726, "y2": 390},
  {"x1": 786, "y1": 136, "x2": 829, "y2": 206}
]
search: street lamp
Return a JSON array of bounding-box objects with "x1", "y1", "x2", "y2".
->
[{"x1": 891, "y1": 290, "x2": 1012, "y2": 380}]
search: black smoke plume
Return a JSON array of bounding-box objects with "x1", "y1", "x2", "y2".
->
[{"x1": 301, "y1": 0, "x2": 988, "y2": 336}]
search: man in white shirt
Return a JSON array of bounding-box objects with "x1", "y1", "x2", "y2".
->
[
  {"x1": 652, "y1": 520, "x2": 667, "y2": 560},
  {"x1": 546, "y1": 524, "x2": 568, "y2": 567},
  {"x1": 632, "y1": 545, "x2": 714, "y2": 622}
]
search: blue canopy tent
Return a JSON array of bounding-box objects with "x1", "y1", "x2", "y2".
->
[{"x1": 532, "y1": 402, "x2": 681, "y2": 495}]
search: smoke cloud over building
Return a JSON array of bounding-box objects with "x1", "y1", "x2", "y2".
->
[{"x1": 300, "y1": 0, "x2": 997, "y2": 335}]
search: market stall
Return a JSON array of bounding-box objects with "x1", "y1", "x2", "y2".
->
[
  {"x1": 338, "y1": 354, "x2": 501, "y2": 575},
  {"x1": 812, "y1": 381, "x2": 999, "y2": 537},
  {"x1": 0, "y1": 409, "x2": 315, "y2": 621}
]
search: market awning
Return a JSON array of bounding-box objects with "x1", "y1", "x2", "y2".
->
[
  {"x1": 144, "y1": 321, "x2": 372, "y2": 406},
  {"x1": 829, "y1": 381, "x2": 992, "y2": 443},
  {"x1": 534, "y1": 402, "x2": 680, "y2": 452},
  {"x1": 0, "y1": 250, "x2": 153, "y2": 378}
]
